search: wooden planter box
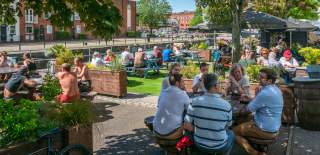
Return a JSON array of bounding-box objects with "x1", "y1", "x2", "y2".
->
[
  {"x1": 183, "y1": 78, "x2": 193, "y2": 93},
  {"x1": 197, "y1": 50, "x2": 211, "y2": 62},
  {"x1": 89, "y1": 70, "x2": 127, "y2": 97},
  {"x1": 55, "y1": 65, "x2": 127, "y2": 97},
  {"x1": 64, "y1": 125, "x2": 93, "y2": 154}
]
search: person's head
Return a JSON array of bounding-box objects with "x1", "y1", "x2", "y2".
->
[
  {"x1": 138, "y1": 47, "x2": 143, "y2": 52},
  {"x1": 0, "y1": 51, "x2": 7, "y2": 60},
  {"x1": 260, "y1": 48, "x2": 269, "y2": 59},
  {"x1": 169, "y1": 74, "x2": 185, "y2": 90},
  {"x1": 106, "y1": 49, "x2": 111, "y2": 55},
  {"x1": 230, "y1": 64, "x2": 245, "y2": 81},
  {"x1": 283, "y1": 49, "x2": 292, "y2": 61},
  {"x1": 61, "y1": 63, "x2": 71, "y2": 72},
  {"x1": 259, "y1": 68, "x2": 277, "y2": 86},
  {"x1": 74, "y1": 57, "x2": 83, "y2": 66},
  {"x1": 244, "y1": 49, "x2": 251, "y2": 59},
  {"x1": 23, "y1": 53, "x2": 31, "y2": 60},
  {"x1": 93, "y1": 52, "x2": 101, "y2": 58},
  {"x1": 203, "y1": 73, "x2": 219, "y2": 93},
  {"x1": 169, "y1": 63, "x2": 181, "y2": 75},
  {"x1": 153, "y1": 46, "x2": 158, "y2": 51},
  {"x1": 199, "y1": 63, "x2": 208, "y2": 74},
  {"x1": 166, "y1": 44, "x2": 171, "y2": 49}
]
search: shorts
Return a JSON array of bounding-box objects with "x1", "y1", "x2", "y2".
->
[
  {"x1": 233, "y1": 121, "x2": 278, "y2": 140},
  {"x1": 195, "y1": 130, "x2": 235, "y2": 153},
  {"x1": 56, "y1": 94, "x2": 79, "y2": 103}
]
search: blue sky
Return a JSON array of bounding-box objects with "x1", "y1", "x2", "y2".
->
[{"x1": 168, "y1": 0, "x2": 196, "y2": 12}]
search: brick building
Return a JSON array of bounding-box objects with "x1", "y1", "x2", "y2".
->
[
  {"x1": 170, "y1": 11, "x2": 195, "y2": 30},
  {"x1": 0, "y1": 0, "x2": 136, "y2": 42}
]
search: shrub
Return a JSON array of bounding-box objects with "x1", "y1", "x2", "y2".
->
[
  {"x1": 198, "y1": 42, "x2": 208, "y2": 50},
  {"x1": 55, "y1": 31, "x2": 71, "y2": 40},
  {"x1": 49, "y1": 45, "x2": 83, "y2": 65},
  {"x1": 181, "y1": 61, "x2": 199, "y2": 79},
  {"x1": 127, "y1": 31, "x2": 141, "y2": 37},
  {"x1": 41, "y1": 74, "x2": 62, "y2": 101},
  {"x1": 246, "y1": 65, "x2": 262, "y2": 83},
  {"x1": 298, "y1": 47, "x2": 320, "y2": 65},
  {"x1": 0, "y1": 99, "x2": 56, "y2": 147}
]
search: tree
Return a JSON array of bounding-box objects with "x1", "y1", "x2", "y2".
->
[
  {"x1": 0, "y1": 0, "x2": 122, "y2": 42},
  {"x1": 254, "y1": 0, "x2": 320, "y2": 20},
  {"x1": 137, "y1": 0, "x2": 172, "y2": 34},
  {"x1": 189, "y1": 7, "x2": 204, "y2": 27},
  {"x1": 198, "y1": 0, "x2": 246, "y2": 63}
]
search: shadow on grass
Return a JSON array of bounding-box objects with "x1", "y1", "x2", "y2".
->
[
  {"x1": 92, "y1": 101, "x2": 120, "y2": 123},
  {"x1": 95, "y1": 128, "x2": 161, "y2": 155},
  {"x1": 127, "y1": 80, "x2": 144, "y2": 87}
]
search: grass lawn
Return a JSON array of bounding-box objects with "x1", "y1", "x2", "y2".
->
[{"x1": 127, "y1": 70, "x2": 168, "y2": 96}]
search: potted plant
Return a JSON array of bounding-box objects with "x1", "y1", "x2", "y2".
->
[
  {"x1": 88, "y1": 56, "x2": 127, "y2": 97},
  {"x1": 197, "y1": 42, "x2": 211, "y2": 62},
  {"x1": 298, "y1": 47, "x2": 320, "y2": 78},
  {"x1": 246, "y1": 65, "x2": 261, "y2": 96},
  {"x1": 181, "y1": 61, "x2": 199, "y2": 92}
]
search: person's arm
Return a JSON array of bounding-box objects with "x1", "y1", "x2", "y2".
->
[
  {"x1": 77, "y1": 66, "x2": 87, "y2": 78},
  {"x1": 292, "y1": 58, "x2": 299, "y2": 67},
  {"x1": 24, "y1": 79, "x2": 37, "y2": 88},
  {"x1": 226, "y1": 108, "x2": 233, "y2": 128},
  {"x1": 184, "y1": 103, "x2": 195, "y2": 132}
]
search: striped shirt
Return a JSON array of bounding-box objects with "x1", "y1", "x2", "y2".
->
[{"x1": 185, "y1": 93, "x2": 232, "y2": 150}]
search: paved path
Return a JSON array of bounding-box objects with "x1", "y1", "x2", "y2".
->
[{"x1": 288, "y1": 126, "x2": 320, "y2": 155}]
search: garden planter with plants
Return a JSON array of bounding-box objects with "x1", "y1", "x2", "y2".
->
[
  {"x1": 181, "y1": 61, "x2": 199, "y2": 93},
  {"x1": 246, "y1": 65, "x2": 261, "y2": 96},
  {"x1": 197, "y1": 42, "x2": 211, "y2": 62},
  {"x1": 298, "y1": 47, "x2": 320, "y2": 79}
]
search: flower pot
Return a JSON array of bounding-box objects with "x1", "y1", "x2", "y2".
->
[
  {"x1": 307, "y1": 65, "x2": 320, "y2": 79},
  {"x1": 64, "y1": 125, "x2": 93, "y2": 154}
]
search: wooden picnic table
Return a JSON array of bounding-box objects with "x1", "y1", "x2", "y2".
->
[{"x1": 0, "y1": 67, "x2": 20, "y2": 75}]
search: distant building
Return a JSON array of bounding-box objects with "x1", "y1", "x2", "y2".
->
[
  {"x1": 0, "y1": 0, "x2": 136, "y2": 42},
  {"x1": 170, "y1": 11, "x2": 195, "y2": 30}
]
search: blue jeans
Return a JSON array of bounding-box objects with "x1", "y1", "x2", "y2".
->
[{"x1": 195, "y1": 130, "x2": 235, "y2": 155}]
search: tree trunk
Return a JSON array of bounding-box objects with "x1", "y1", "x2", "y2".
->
[{"x1": 231, "y1": 1, "x2": 243, "y2": 63}]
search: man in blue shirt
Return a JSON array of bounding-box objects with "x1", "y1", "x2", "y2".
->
[
  {"x1": 162, "y1": 44, "x2": 174, "y2": 62},
  {"x1": 233, "y1": 68, "x2": 284, "y2": 155}
]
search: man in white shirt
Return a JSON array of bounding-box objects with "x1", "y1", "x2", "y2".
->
[
  {"x1": 192, "y1": 62, "x2": 209, "y2": 93},
  {"x1": 153, "y1": 74, "x2": 190, "y2": 139},
  {"x1": 121, "y1": 48, "x2": 133, "y2": 67}
]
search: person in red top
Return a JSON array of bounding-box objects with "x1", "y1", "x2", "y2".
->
[{"x1": 105, "y1": 49, "x2": 115, "y2": 63}]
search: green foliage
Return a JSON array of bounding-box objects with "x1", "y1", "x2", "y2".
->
[
  {"x1": 246, "y1": 65, "x2": 262, "y2": 83},
  {"x1": 0, "y1": 99, "x2": 56, "y2": 148},
  {"x1": 127, "y1": 31, "x2": 142, "y2": 37},
  {"x1": 138, "y1": 0, "x2": 172, "y2": 32},
  {"x1": 1, "y1": 0, "x2": 122, "y2": 41},
  {"x1": 55, "y1": 31, "x2": 71, "y2": 40},
  {"x1": 49, "y1": 45, "x2": 83, "y2": 65},
  {"x1": 44, "y1": 101, "x2": 96, "y2": 128},
  {"x1": 109, "y1": 56, "x2": 124, "y2": 71},
  {"x1": 189, "y1": 7, "x2": 204, "y2": 27},
  {"x1": 79, "y1": 33, "x2": 87, "y2": 40},
  {"x1": 243, "y1": 37, "x2": 260, "y2": 50},
  {"x1": 298, "y1": 47, "x2": 320, "y2": 65},
  {"x1": 254, "y1": 0, "x2": 320, "y2": 20},
  {"x1": 41, "y1": 74, "x2": 62, "y2": 101},
  {"x1": 198, "y1": 42, "x2": 208, "y2": 50},
  {"x1": 181, "y1": 61, "x2": 200, "y2": 79}
]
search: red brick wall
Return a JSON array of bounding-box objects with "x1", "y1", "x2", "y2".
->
[
  {"x1": 170, "y1": 12, "x2": 195, "y2": 30},
  {"x1": 19, "y1": 0, "x2": 136, "y2": 41}
]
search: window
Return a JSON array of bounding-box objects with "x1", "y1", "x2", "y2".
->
[
  {"x1": 76, "y1": 25, "x2": 81, "y2": 34},
  {"x1": 25, "y1": 9, "x2": 33, "y2": 23},
  {"x1": 127, "y1": 4, "x2": 132, "y2": 31},
  {"x1": 74, "y1": 12, "x2": 80, "y2": 21},
  {"x1": 47, "y1": 25, "x2": 52, "y2": 34},
  {"x1": 25, "y1": 24, "x2": 33, "y2": 34},
  {"x1": 9, "y1": 25, "x2": 16, "y2": 35}
]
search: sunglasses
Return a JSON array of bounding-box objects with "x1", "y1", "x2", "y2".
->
[{"x1": 262, "y1": 53, "x2": 268, "y2": 55}]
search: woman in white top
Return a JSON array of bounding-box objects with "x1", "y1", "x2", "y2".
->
[
  {"x1": 91, "y1": 52, "x2": 105, "y2": 67},
  {"x1": 257, "y1": 48, "x2": 270, "y2": 67},
  {"x1": 161, "y1": 63, "x2": 181, "y2": 90}
]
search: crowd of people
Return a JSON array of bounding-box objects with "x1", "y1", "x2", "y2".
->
[{"x1": 153, "y1": 63, "x2": 284, "y2": 155}]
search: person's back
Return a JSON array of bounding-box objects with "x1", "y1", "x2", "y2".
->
[
  {"x1": 187, "y1": 94, "x2": 232, "y2": 149},
  {"x1": 163, "y1": 48, "x2": 172, "y2": 62},
  {"x1": 248, "y1": 85, "x2": 283, "y2": 132},
  {"x1": 153, "y1": 86, "x2": 189, "y2": 135},
  {"x1": 134, "y1": 51, "x2": 145, "y2": 68},
  {"x1": 121, "y1": 51, "x2": 132, "y2": 66},
  {"x1": 58, "y1": 72, "x2": 79, "y2": 97}
]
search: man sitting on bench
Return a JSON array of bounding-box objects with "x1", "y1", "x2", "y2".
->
[
  {"x1": 3, "y1": 66, "x2": 37, "y2": 100},
  {"x1": 233, "y1": 68, "x2": 284, "y2": 155},
  {"x1": 56, "y1": 63, "x2": 80, "y2": 103}
]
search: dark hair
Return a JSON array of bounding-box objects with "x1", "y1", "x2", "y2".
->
[
  {"x1": 230, "y1": 64, "x2": 245, "y2": 77},
  {"x1": 62, "y1": 63, "x2": 71, "y2": 72},
  {"x1": 199, "y1": 62, "x2": 208, "y2": 69},
  {"x1": 203, "y1": 74, "x2": 218, "y2": 91},
  {"x1": 24, "y1": 53, "x2": 31, "y2": 59},
  {"x1": 260, "y1": 68, "x2": 277, "y2": 83},
  {"x1": 169, "y1": 74, "x2": 183, "y2": 86}
]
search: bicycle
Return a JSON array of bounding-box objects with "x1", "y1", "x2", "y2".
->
[{"x1": 28, "y1": 128, "x2": 91, "y2": 155}]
